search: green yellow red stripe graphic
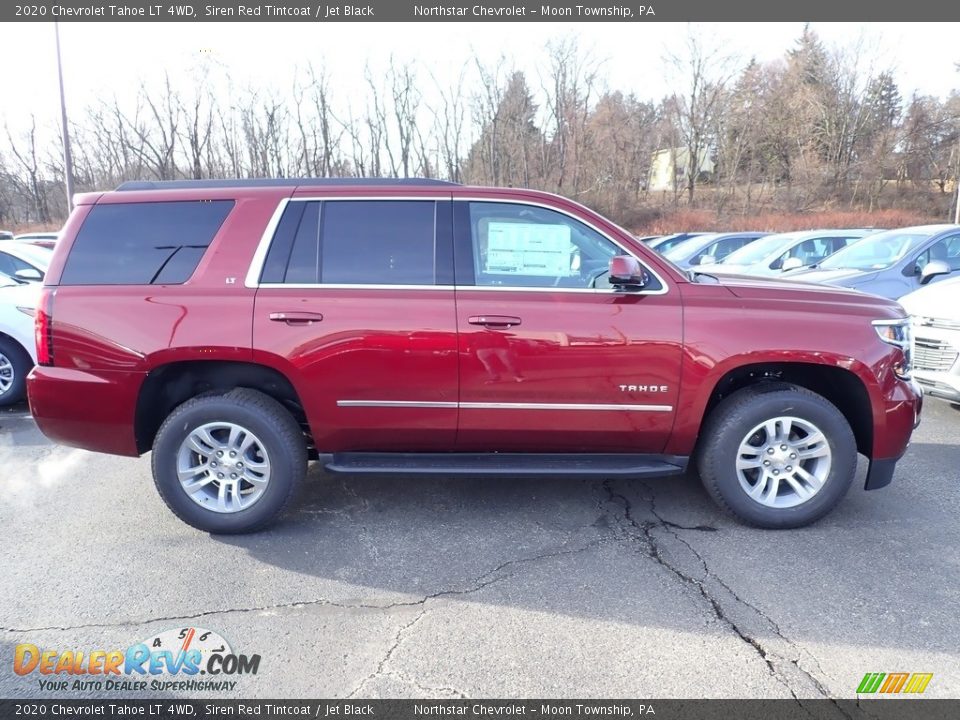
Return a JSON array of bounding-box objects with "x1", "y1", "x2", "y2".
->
[{"x1": 857, "y1": 672, "x2": 933, "y2": 694}]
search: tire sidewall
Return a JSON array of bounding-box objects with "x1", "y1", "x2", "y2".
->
[
  {"x1": 701, "y1": 391, "x2": 857, "y2": 528},
  {"x1": 152, "y1": 397, "x2": 299, "y2": 533},
  {"x1": 0, "y1": 338, "x2": 31, "y2": 407}
]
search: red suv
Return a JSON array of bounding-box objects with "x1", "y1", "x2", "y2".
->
[{"x1": 27, "y1": 179, "x2": 922, "y2": 533}]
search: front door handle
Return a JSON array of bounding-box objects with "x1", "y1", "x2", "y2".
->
[
  {"x1": 269, "y1": 311, "x2": 324, "y2": 325},
  {"x1": 468, "y1": 315, "x2": 522, "y2": 328}
]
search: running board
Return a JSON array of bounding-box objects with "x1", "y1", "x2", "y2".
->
[{"x1": 322, "y1": 452, "x2": 688, "y2": 478}]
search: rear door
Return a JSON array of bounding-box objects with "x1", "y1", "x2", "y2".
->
[
  {"x1": 252, "y1": 196, "x2": 458, "y2": 452},
  {"x1": 452, "y1": 199, "x2": 683, "y2": 453}
]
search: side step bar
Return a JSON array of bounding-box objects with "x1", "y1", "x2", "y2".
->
[{"x1": 322, "y1": 452, "x2": 689, "y2": 478}]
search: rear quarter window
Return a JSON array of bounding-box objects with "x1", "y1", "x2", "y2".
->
[{"x1": 60, "y1": 200, "x2": 234, "y2": 285}]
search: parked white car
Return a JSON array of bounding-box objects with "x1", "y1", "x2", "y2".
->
[
  {"x1": 0, "y1": 273, "x2": 39, "y2": 406},
  {"x1": 899, "y1": 275, "x2": 960, "y2": 404},
  {"x1": 0, "y1": 241, "x2": 52, "y2": 282}
]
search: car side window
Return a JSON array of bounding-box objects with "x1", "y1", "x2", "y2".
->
[
  {"x1": 916, "y1": 233, "x2": 960, "y2": 272},
  {"x1": 773, "y1": 237, "x2": 854, "y2": 269},
  {"x1": 0, "y1": 253, "x2": 15, "y2": 276},
  {"x1": 467, "y1": 202, "x2": 626, "y2": 289},
  {"x1": 322, "y1": 201, "x2": 436, "y2": 285},
  {"x1": 696, "y1": 236, "x2": 750, "y2": 264},
  {"x1": 61, "y1": 200, "x2": 234, "y2": 286},
  {"x1": 261, "y1": 200, "x2": 437, "y2": 285}
]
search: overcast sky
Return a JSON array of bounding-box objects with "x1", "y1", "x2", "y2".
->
[{"x1": 1, "y1": 21, "x2": 957, "y2": 135}]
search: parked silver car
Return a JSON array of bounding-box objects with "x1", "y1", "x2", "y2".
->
[
  {"x1": 707, "y1": 229, "x2": 878, "y2": 277},
  {"x1": 662, "y1": 231, "x2": 768, "y2": 269},
  {"x1": 647, "y1": 232, "x2": 708, "y2": 254},
  {"x1": 786, "y1": 224, "x2": 960, "y2": 299}
]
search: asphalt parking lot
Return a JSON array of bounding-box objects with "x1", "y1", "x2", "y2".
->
[{"x1": 1, "y1": 399, "x2": 958, "y2": 701}]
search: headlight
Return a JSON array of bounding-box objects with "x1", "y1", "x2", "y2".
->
[{"x1": 872, "y1": 319, "x2": 911, "y2": 379}]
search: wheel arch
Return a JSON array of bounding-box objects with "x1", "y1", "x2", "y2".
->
[
  {"x1": 134, "y1": 359, "x2": 309, "y2": 454},
  {"x1": 0, "y1": 330, "x2": 33, "y2": 359},
  {"x1": 696, "y1": 361, "x2": 874, "y2": 458}
]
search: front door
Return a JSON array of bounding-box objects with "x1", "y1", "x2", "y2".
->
[
  {"x1": 252, "y1": 197, "x2": 458, "y2": 452},
  {"x1": 452, "y1": 200, "x2": 683, "y2": 453}
]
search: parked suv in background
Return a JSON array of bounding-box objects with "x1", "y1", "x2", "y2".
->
[{"x1": 28, "y1": 179, "x2": 922, "y2": 533}]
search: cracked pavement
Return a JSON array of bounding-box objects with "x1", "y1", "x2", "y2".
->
[{"x1": 1, "y1": 400, "x2": 958, "y2": 700}]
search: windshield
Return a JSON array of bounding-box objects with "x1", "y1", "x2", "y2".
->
[
  {"x1": 8, "y1": 243, "x2": 52, "y2": 268},
  {"x1": 818, "y1": 230, "x2": 934, "y2": 271},
  {"x1": 722, "y1": 233, "x2": 801, "y2": 265},
  {"x1": 652, "y1": 233, "x2": 700, "y2": 253},
  {"x1": 663, "y1": 235, "x2": 715, "y2": 261}
]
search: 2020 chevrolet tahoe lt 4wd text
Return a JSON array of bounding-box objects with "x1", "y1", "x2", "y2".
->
[{"x1": 26, "y1": 179, "x2": 922, "y2": 533}]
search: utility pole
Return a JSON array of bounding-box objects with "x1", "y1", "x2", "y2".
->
[
  {"x1": 55, "y1": 22, "x2": 75, "y2": 214},
  {"x1": 955, "y1": 179, "x2": 960, "y2": 224}
]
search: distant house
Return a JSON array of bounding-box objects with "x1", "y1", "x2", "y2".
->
[{"x1": 648, "y1": 147, "x2": 715, "y2": 192}]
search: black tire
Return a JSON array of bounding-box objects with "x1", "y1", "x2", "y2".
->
[
  {"x1": 151, "y1": 388, "x2": 307, "y2": 534},
  {"x1": 696, "y1": 384, "x2": 857, "y2": 529},
  {"x1": 0, "y1": 337, "x2": 32, "y2": 407}
]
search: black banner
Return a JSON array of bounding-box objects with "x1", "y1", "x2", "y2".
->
[
  {"x1": 1, "y1": 700, "x2": 959, "y2": 720},
  {"x1": 3, "y1": 0, "x2": 960, "y2": 22}
]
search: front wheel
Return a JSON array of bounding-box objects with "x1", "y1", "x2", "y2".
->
[
  {"x1": 152, "y1": 388, "x2": 307, "y2": 533},
  {"x1": 697, "y1": 384, "x2": 857, "y2": 528}
]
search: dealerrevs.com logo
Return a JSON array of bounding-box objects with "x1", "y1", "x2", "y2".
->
[{"x1": 14, "y1": 627, "x2": 260, "y2": 693}]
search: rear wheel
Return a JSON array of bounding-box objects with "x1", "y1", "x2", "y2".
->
[
  {"x1": 0, "y1": 337, "x2": 32, "y2": 407},
  {"x1": 697, "y1": 384, "x2": 857, "y2": 528},
  {"x1": 152, "y1": 388, "x2": 307, "y2": 533}
]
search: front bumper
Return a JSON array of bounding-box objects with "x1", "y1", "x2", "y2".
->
[
  {"x1": 912, "y1": 322, "x2": 960, "y2": 403},
  {"x1": 865, "y1": 378, "x2": 922, "y2": 491}
]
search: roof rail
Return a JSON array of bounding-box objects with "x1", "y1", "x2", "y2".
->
[{"x1": 115, "y1": 178, "x2": 460, "y2": 191}]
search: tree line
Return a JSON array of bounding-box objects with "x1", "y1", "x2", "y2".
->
[{"x1": 1, "y1": 26, "x2": 958, "y2": 229}]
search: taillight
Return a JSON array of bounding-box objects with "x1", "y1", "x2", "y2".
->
[{"x1": 35, "y1": 288, "x2": 55, "y2": 366}]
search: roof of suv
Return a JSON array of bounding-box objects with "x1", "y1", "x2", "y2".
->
[{"x1": 116, "y1": 178, "x2": 460, "y2": 191}]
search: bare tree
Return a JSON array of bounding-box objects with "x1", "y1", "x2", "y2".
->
[
  {"x1": 664, "y1": 29, "x2": 741, "y2": 204},
  {"x1": 4, "y1": 116, "x2": 51, "y2": 222}
]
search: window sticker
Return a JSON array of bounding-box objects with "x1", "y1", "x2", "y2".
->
[{"x1": 483, "y1": 222, "x2": 575, "y2": 277}]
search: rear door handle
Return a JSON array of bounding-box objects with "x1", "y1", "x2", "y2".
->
[
  {"x1": 468, "y1": 315, "x2": 522, "y2": 328},
  {"x1": 269, "y1": 311, "x2": 324, "y2": 325}
]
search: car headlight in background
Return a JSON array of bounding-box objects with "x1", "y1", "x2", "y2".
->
[{"x1": 873, "y1": 318, "x2": 912, "y2": 380}]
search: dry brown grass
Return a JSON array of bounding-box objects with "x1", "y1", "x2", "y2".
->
[
  {"x1": 4, "y1": 222, "x2": 61, "y2": 235},
  {"x1": 634, "y1": 208, "x2": 944, "y2": 235}
]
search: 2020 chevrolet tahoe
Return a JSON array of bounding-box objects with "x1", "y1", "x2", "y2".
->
[{"x1": 27, "y1": 179, "x2": 922, "y2": 533}]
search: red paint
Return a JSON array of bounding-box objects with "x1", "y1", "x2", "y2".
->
[{"x1": 28, "y1": 182, "x2": 920, "y2": 467}]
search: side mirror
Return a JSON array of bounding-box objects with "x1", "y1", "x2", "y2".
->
[
  {"x1": 608, "y1": 255, "x2": 647, "y2": 288},
  {"x1": 14, "y1": 268, "x2": 43, "y2": 282},
  {"x1": 781, "y1": 257, "x2": 804, "y2": 272},
  {"x1": 920, "y1": 259, "x2": 950, "y2": 285},
  {"x1": 697, "y1": 255, "x2": 717, "y2": 266}
]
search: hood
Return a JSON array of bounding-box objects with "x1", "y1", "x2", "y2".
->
[
  {"x1": 704, "y1": 263, "x2": 752, "y2": 276},
  {"x1": 692, "y1": 270, "x2": 904, "y2": 319},
  {"x1": 783, "y1": 267, "x2": 878, "y2": 286},
  {"x1": 899, "y1": 276, "x2": 960, "y2": 320},
  {"x1": 709, "y1": 262, "x2": 807, "y2": 278}
]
